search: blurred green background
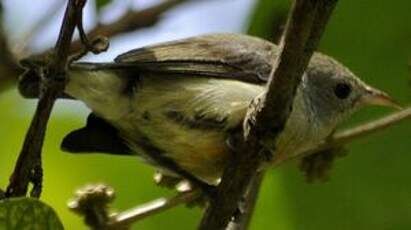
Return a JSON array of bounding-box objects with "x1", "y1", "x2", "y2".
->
[{"x1": 1, "y1": 0, "x2": 410, "y2": 229}]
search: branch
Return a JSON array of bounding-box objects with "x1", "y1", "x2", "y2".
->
[
  {"x1": 226, "y1": 172, "x2": 265, "y2": 230},
  {"x1": 69, "y1": 183, "x2": 201, "y2": 229},
  {"x1": 68, "y1": 0, "x2": 188, "y2": 54},
  {"x1": 5, "y1": 0, "x2": 88, "y2": 198},
  {"x1": 288, "y1": 106, "x2": 411, "y2": 163},
  {"x1": 199, "y1": 0, "x2": 338, "y2": 229},
  {"x1": 107, "y1": 190, "x2": 201, "y2": 229}
]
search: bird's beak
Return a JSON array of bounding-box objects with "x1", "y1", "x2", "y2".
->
[{"x1": 359, "y1": 86, "x2": 402, "y2": 109}]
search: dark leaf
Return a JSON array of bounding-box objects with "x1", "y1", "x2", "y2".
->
[{"x1": 0, "y1": 198, "x2": 64, "y2": 230}]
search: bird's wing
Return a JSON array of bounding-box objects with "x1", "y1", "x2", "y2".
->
[
  {"x1": 113, "y1": 33, "x2": 278, "y2": 84},
  {"x1": 19, "y1": 33, "x2": 276, "y2": 98}
]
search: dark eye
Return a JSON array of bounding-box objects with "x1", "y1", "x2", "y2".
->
[{"x1": 334, "y1": 83, "x2": 352, "y2": 99}]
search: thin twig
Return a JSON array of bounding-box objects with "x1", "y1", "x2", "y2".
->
[
  {"x1": 108, "y1": 190, "x2": 201, "y2": 229},
  {"x1": 199, "y1": 0, "x2": 338, "y2": 229},
  {"x1": 287, "y1": 106, "x2": 411, "y2": 162},
  {"x1": 68, "y1": 0, "x2": 188, "y2": 54},
  {"x1": 5, "y1": 0, "x2": 88, "y2": 198},
  {"x1": 333, "y1": 107, "x2": 411, "y2": 143}
]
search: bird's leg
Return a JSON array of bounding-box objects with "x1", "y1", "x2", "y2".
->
[{"x1": 299, "y1": 146, "x2": 348, "y2": 183}]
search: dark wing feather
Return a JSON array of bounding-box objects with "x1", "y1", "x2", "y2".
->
[{"x1": 114, "y1": 33, "x2": 279, "y2": 83}]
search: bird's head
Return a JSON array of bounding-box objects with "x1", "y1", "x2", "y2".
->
[{"x1": 301, "y1": 53, "x2": 399, "y2": 132}]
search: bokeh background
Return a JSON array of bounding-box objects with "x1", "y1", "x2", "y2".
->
[{"x1": 0, "y1": 0, "x2": 410, "y2": 229}]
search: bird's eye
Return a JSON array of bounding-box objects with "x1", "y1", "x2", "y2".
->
[{"x1": 334, "y1": 83, "x2": 352, "y2": 99}]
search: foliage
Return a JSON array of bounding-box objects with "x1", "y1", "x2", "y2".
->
[{"x1": 0, "y1": 198, "x2": 63, "y2": 230}]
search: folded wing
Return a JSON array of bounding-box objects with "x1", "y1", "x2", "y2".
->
[{"x1": 114, "y1": 33, "x2": 278, "y2": 84}]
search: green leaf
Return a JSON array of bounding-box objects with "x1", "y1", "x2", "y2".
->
[
  {"x1": 0, "y1": 198, "x2": 64, "y2": 230},
  {"x1": 95, "y1": 0, "x2": 112, "y2": 12}
]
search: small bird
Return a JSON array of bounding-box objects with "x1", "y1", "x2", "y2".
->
[{"x1": 19, "y1": 33, "x2": 398, "y2": 185}]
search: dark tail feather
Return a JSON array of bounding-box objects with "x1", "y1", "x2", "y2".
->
[{"x1": 61, "y1": 113, "x2": 133, "y2": 156}]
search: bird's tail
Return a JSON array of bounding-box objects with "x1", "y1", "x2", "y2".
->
[{"x1": 18, "y1": 62, "x2": 129, "y2": 99}]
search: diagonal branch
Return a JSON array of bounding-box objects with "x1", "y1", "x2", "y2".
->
[
  {"x1": 5, "y1": 0, "x2": 88, "y2": 198},
  {"x1": 107, "y1": 190, "x2": 201, "y2": 229},
  {"x1": 226, "y1": 172, "x2": 265, "y2": 230},
  {"x1": 289, "y1": 106, "x2": 411, "y2": 162},
  {"x1": 199, "y1": 0, "x2": 339, "y2": 229}
]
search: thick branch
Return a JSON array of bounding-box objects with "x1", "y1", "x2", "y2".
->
[
  {"x1": 199, "y1": 0, "x2": 338, "y2": 229},
  {"x1": 5, "y1": 0, "x2": 87, "y2": 198},
  {"x1": 226, "y1": 172, "x2": 265, "y2": 230}
]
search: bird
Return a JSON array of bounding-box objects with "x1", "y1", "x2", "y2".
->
[{"x1": 19, "y1": 33, "x2": 398, "y2": 185}]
